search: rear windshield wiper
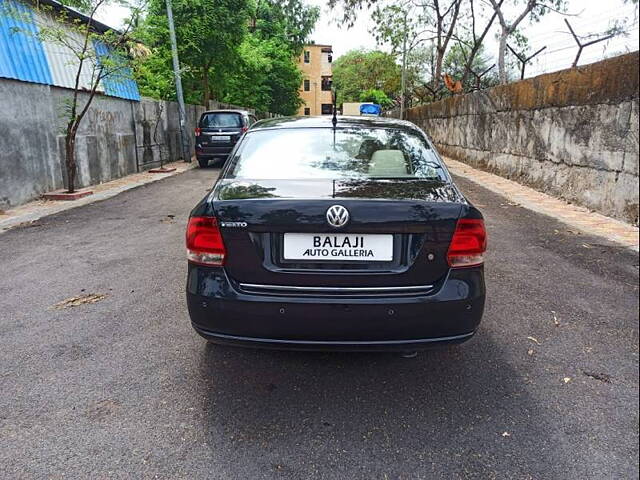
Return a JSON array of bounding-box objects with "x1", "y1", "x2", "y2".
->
[{"x1": 368, "y1": 176, "x2": 447, "y2": 182}]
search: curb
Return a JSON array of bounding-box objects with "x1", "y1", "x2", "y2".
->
[{"x1": 0, "y1": 161, "x2": 196, "y2": 234}]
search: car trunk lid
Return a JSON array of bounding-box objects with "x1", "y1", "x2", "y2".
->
[{"x1": 211, "y1": 178, "x2": 463, "y2": 288}]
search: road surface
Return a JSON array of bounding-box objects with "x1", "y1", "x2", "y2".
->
[{"x1": 1, "y1": 167, "x2": 638, "y2": 479}]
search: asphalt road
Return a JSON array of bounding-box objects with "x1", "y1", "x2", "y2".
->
[{"x1": 1, "y1": 167, "x2": 638, "y2": 479}]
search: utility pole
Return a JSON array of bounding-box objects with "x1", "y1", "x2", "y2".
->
[
  {"x1": 400, "y1": 11, "x2": 407, "y2": 120},
  {"x1": 166, "y1": 0, "x2": 191, "y2": 162}
]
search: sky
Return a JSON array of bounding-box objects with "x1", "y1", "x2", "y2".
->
[{"x1": 98, "y1": 0, "x2": 639, "y2": 79}]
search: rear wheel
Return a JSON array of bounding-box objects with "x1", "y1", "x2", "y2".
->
[
  {"x1": 197, "y1": 158, "x2": 209, "y2": 168},
  {"x1": 212, "y1": 157, "x2": 227, "y2": 168}
]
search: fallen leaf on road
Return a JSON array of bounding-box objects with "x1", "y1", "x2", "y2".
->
[
  {"x1": 527, "y1": 349, "x2": 534, "y2": 356},
  {"x1": 86, "y1": 398, "x2": 121, "y2": 420},
  {"x1": 583, "y1": 371, "x2": 612, "y2": 383},
  {"x1": 527, "y1": 336, "x2": 541, "y2": 345},
  {"x1": 52, "y1": 293, "x2": 107, "y2": 309},
  {"x1": 17, "y1": 220, "x2": 43, "y2": 229},
  {"x1": 551, "y1": 311, "x2": 560, "y2": 327},
  {"x1": 563, "y1": 377, "x2": 571, "y2": 384}
]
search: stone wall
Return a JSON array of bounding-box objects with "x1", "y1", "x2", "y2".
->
[
  {"x1": 0, "y1": 79, "x2": 211, "y2": 209},
  {"x1": 397, "y1": 52, "x2": 640, "y2": 225}
]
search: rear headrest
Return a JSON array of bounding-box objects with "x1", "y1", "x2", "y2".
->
[
  {"x1": 367, "y1": 150, "x2": 409, "y2": 177},
  {"x1": 356, "y1": 139, "x2": 385, "y2": 159}
]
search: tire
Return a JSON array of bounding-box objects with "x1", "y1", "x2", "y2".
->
[
  {"x1": 197, "y1": 158, "x2": 209, "y2": 168},
  {"x1": 213, "y1": 157, "x2": 227, "y2": 168}
]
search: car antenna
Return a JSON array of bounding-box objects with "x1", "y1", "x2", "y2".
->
[{"x1": 331, "y1": 87, "x2": 339, "y2": 153}]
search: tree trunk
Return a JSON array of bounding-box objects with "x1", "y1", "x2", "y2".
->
[
  {"x1": 64, "y1": 126, "x2": 77, "y2": 194},
  {"x1": 433, "y1": 47, "x2": 445, "y2": 93},
  {"x1": 202, "y1": 66, "x2": 210, "y2": 107},
  {"x1": 460, "y1": 44, "x2": 480, "y2": 86},
  {"x1": 497, "y1": 30, "x2": 508, "y2": 84}
]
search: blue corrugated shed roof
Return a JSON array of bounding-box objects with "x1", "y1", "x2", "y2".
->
[
  {"x1": 93, "y1": 39, "x2": 140, "y2": 101},
  {"x1": 0, "y1": 0, "x2": 53, "y2": 85},
  {"x1": 0, "y1": 0, "x2": 140, "y2": 101}
]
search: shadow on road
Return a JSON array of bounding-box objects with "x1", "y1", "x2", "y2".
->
[{"x1": 196, "y1": 331, "x2": 557, "y2": 478}]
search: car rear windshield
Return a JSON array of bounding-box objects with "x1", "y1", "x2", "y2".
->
[
  {"x1": 227, "y1": 127, "x2": 447, "y2": 181},
  {"x1": 200, "y1": 112, "x2": 243, "y2": 128}
]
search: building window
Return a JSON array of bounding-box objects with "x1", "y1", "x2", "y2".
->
[
  {"x1": 328, "y1": 54, "x2": 333, "y2": 63},
  {"x1": 321, "y1": 104, "x2": 333, "y2": 115},
  {"x1": 304, "y1": 108, "x2": 311, "y2": 116},
  {"x1": 303, "y1": 51, "x2": 310, "y2": 63},
  {"x1": 303, "y1": 79, "x2": 310, "y2": 91},
  {"x1": 321, "y1": 76, "x2": 332, "y2": 91}
]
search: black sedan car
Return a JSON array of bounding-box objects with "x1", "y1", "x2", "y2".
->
[{"x1": 186, "y1": 116, "x2": 486, "y2": 351}]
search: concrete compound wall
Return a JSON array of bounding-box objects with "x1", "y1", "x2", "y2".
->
[
  {"x1": 0, "y1": 79, "x2": 257, "y2": 209},
  {"x1": 396, "y1": 52, "x2": 640, "y2": 225}
]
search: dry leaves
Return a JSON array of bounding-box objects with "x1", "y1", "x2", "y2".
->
[
  {"x1": 52, "y1": 293, "x2": 107, "y2": 309},
  {"x1": 583, "y1": 371, "x2": 612, "y2": 383}
]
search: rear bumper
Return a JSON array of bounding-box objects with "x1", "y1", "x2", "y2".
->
[
  {"x1": 191, "y1": 326, "x2": 475, "y2": 351},
  {"x1": 187, "y1": 266, "x2": 485, "y2": 351},
  {"x1": 196, "y1": 145, "x2": 234, "y2": 158}
]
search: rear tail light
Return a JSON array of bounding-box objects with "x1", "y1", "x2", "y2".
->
[
  {"x1": 241, "y1": 126, "x2": 248, "y2": 133},
  {"x1": 186, "y1": 217, "x2": 226, "y2": 266},
  {"x1": 447, "y1": 218, "x2": 487, "y2": 268},
  {"x1": 195, "y1": 127, "x2": 201, "y2": 136}
]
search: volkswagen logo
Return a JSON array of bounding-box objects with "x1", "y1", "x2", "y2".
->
[{"x1": 326, "y1": 205, "x2": 349, "y2": 228}]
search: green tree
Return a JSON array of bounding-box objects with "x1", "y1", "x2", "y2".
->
[
  {"x1": 219, "y1": 0, "x2": 318, "y2": 114},
  {"x1": 371, "y1": 0, "x2": 462, "y2": 92},
  {"x1": 332, "y1": 49, "x2": 401, "y2": 104},
  {"x1": 442, "y1": 42, "x2": 498, "y2": 91},
  {"x1": 222, "y1": 36, "x2": 304, "y2": 115},
  {"x1": 135, "y1": 0, "x2": 252, "y2": 105},
  {"x1": 359, "y1": 88, "x2": 392, "y2": 107},
  {"x1": 251, "y1": 0, "x2": 319, "y2": 53},
  {"x1": 135, "y1": 0, "x2": 318, "y2": 113}
]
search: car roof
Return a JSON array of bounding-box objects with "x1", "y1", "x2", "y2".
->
[
  {"x1": 251, "y1": 115, "x2": 420, "y2": 132},
  {"x1": 201, "y1": 110, "x2": 250, "y2": 115}
]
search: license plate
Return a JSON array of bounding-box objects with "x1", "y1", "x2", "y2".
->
[
  {"x1": 210, "y1": 135, "x2": 230, "y2": 142},
  {"x1": 283, "y1": 233, "x2": 393, "y2": 261}
]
